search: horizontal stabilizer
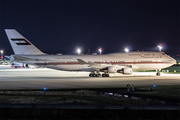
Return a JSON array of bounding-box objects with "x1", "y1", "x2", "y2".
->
[{"x1": 4, "y1": 56, "x2": 11, "y2": 59}]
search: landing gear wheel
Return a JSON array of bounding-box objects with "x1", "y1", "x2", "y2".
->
[
  {"x1": 95, "y1": 74, "x2": 100, "y2": 77},
  {"x1": 156, "y1": 73, "x2": 160, "y2": 76},
  {"x1": 89, "y1": 74, "x2": 92, "y2": 77},
  {"x1": 92, "y1": 74, "x2": 96, "y2": 77},
  {"x1": 105, "y1": 74, "x2": 109, "y2": 77},
  {"x1": 102, "y1": 74, "x2": 105, "y2": 77}
]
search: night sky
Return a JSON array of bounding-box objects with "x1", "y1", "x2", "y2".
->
[{"x1": 0, "y1": 0, "x2": 179, "y2": 55}]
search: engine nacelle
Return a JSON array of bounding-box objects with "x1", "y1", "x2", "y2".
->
[
  {"x1": 107, "y1": 66, "x2": 117, "y2": 73},
  {"x1": 120, "y1": 68, "x2": 133, "y2": 75}
]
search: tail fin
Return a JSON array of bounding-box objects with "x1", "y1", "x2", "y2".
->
[{"x1": 5, "y1": 29, "x2": 44, "y2": 55}]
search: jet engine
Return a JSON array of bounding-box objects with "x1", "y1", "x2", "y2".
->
[
  {"x1": 117, "y1": 68, "x2": 133, "y2": 75},
  {"x1": 107, "y1": 66, "x2": 117, "y2": 73},
  {"x1": 100, "y1": 66, "x2": 117, "y2": 73}
]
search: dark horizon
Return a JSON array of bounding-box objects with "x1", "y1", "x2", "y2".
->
[{"x1": 0, "y1": 0, "x2": 179, "y2": 56}]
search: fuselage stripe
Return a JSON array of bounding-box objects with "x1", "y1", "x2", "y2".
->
[{"x1": 35, "y1": 62, "x2": 171, "y2": 65}]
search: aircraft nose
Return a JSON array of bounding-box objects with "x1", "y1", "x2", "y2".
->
[{"x1": 171, "y1": 58, "x2": 176, "y2": 65}]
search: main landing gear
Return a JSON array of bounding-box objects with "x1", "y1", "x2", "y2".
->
[
  {"x1": 89, "y1": 72, "x2": 110, "y2": 77},
  {"x1": 102, "y1": 74, "x2": 109, "y2": 77},
  {"x1": 156, "y1": 69, "x2": 161, "y2": 76},
  {"x1": 89, "y1": 72, "x2": 101, "y2": 77}
]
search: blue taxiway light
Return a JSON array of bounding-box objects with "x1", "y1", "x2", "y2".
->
[{"x1": 43, "y1": 87, "x2": 47, "y2": 90}]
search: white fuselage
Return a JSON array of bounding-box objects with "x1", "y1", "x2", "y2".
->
[{"x1": 15, "y1": 51, "x2": 176, "y2": 72}]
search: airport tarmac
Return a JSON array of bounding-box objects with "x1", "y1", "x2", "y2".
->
[{"x1": 0, "y1": 65, "x2": 180, "y2": 89}]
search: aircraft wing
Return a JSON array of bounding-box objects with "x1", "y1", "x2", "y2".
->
[
  {"x1": 77, "y1": 59, "x2": 88, "y2": 64},
  {"x1": 77, "y1": 59, "x2": 136, "y2": 69},
  {"x1": 77, "y1": 59, "x2": 125, "y2": 68},
  {"x1": 77, "y1": 59, "x2": 108, "y2": 67}
]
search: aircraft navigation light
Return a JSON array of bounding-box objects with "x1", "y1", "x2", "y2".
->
[
  {"x1": 77, "y1": 48, "x2": 81, "y2": 55},
  {"x1": 0, "y1": 50, "x2": 3, "y2": 53},
  {"x1": 157, "y1": 44, "x2": 162, "y2": 52},
  {"x1": 125, "y1": 47, "x2": 129, "y2": 52},
  {"x1": 99, "y1": 48, "x2": 102, "y2": 54}
]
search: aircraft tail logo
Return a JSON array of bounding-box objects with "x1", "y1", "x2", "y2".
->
[
  {"x1": 5, "y1": 29, "x2": 44, "y2": 55},
  {"x1": 11, "y1": 38, "x2": 31, "y2": 45}
]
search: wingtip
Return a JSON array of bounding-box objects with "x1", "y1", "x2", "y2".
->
[{"x1": 77, "y1": 59, "x2": 87, "y2": 64}]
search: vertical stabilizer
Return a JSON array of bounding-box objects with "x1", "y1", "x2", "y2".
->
[{"x1": 5, "y1": 29, "x2": 44, "y2": 55}]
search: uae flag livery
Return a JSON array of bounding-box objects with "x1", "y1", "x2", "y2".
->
[{"x1": 11, "y1": 38, "x2": 31, "y2": 45}]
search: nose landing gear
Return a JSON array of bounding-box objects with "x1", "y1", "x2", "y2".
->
[
  {"x1": 156, "y1": 72, "x2": 160, "y2": 76},
  {"x1": 156, "y1": 69, "x2": 161, "y2": 76}
]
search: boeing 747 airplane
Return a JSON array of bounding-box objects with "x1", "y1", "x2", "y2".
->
[{"x1": 5, "y1": 29, "x2": 176, "y2": 77}]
